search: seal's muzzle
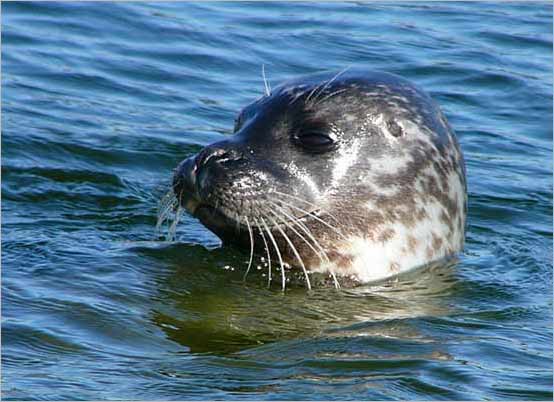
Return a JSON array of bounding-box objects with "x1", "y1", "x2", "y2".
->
[
  {"x1": 172, "y1": 155, "x2": 199, "y2": 214},
  {"x1": 173, "y1": 141, "x2": 247, "y2": 215}
]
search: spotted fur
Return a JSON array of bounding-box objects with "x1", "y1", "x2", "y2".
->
[{"x1": 172, "y1": 68, "x2": 467, "y2": 286}]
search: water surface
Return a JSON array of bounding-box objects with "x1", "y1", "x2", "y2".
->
[{"x1": 2, "y1": 2, "x2": 553, "y2": 400}]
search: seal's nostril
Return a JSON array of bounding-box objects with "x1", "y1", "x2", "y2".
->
[
  {"x1": 195, "y1": 148, "x2": 226, "y2": 170},
  {"x1": 215, "y1": 151, "x2": 232, "y2": 163},
  {"x1": 196, "y1": 147, "x2": 244, "y2": 170}
]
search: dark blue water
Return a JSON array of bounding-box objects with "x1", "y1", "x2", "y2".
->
[{"x1": 2, "y1": 2, "x2": 552, "y2": 400}]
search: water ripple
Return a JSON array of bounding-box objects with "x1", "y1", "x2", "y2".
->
[{"x1": 2, "y1": 2, "x2": 552, "y2": 400}]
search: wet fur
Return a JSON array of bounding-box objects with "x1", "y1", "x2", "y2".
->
[{"x1": 170, "y1": 69, "x2": 467, "y2": 287}]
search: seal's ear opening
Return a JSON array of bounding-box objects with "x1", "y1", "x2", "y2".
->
[{"x1": 386, "y1": 119, "x2": 404, "y2": 138}]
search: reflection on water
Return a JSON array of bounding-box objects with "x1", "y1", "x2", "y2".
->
[{"x1": 146, "y1": 243, "x2": 459, "y2": 354}]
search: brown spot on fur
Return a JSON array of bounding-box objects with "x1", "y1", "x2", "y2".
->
[
  {"x1": 303, "y1": 96, "x2": 466, "y2": 261},
  {"x1": 378, "y1": 228, "x2": 395, "y2": 243},
  {"x1": 407, "y1": 235, "x2": 419, "y2": 254},
  {"x1": 389, "y1": 262, "x2": 400, "y2": 273},
  {"x1": 327, "y1": 250, "x2": 354, "y2": 269},
  {"x1": 440, "y1": 210, "x2": 454, "y2": 233},
  {"x1": 426, "y1": 245, "x2": 434, "y2": 259},
  {"x1": 416, "y1": 207, "x2": 428, "y2": 220},
  {"x1": 432, "y1": 233, "x2": 443, "y2": 253}
]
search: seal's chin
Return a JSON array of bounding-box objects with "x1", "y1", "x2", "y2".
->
[
  {"x1": 188, "y1": 203, "x2": 251, "y2": 247},
  {"x1": 189, "y1": 203, "x2": 228, "y2": 228},
  {"x1": 194, "y1": 204, "x2": 230, "y2": 229}
]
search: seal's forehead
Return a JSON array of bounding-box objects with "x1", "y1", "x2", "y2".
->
[
  {"x1": 240, "y1": 69, "x2": 421, "y2": 113},
  {"x1": 236, "y1": 68, "x2": 439, "y2": 134},
  {"x1": 266, "y1": 70, "x2": 433, "y2": 119},
  {"x1": 274, "y1": 69, "x2": 417, "y2": 96}
]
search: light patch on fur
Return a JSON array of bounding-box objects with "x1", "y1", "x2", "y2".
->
[
  {"x1": 369, "y1": 113, "x2": 401, "y2": 144},
  {"x1": 311, "y1": 165, "x2": 466, "y2": 283},
  {"x1": 334, "y1": 200, "x2": 453, "y2": 283},
  {"x1": 371, "y1": 152, "x2": 413, "y2": 177},
  {"x1": 286, "y1": 161, "x2": 320, "y2": 196},
  {"x1": 331, "y1": 137, "x2": 361, "y2": 188}
]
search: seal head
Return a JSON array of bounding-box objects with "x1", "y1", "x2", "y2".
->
[{"x1": 173, "y1": 68, "x2": 467, "y2": 286}]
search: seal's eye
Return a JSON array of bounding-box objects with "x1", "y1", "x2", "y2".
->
[
  {"x1": 294, "y1": 131, "x2": 336, "y2": 153},
  {"x1": 291, "y1": 113, "x2": 336, "y2": 154}
]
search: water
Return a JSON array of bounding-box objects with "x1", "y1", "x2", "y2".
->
[{"x1": 2, "y1": 2, "x2": 552, "y2": 400}]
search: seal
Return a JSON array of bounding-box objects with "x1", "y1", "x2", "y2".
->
[{"x1": 170, "y1": 68, "x2": 467, "y2": 289}]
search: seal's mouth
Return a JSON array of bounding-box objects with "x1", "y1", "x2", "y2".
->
[{"x1": 191, "y1": 200, "x2": 320, "y2": 234}]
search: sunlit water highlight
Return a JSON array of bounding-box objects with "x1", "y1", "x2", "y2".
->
[{"x1": 2, "y1": 2, "x2": 552, "y2": 400}]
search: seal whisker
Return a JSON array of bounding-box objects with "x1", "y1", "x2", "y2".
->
[
  {"x1": 315, "y1": 88, "x2": 349, "y2": 106},
  {"x1": 292, "y1": 217, "x2": 341, "y2": 289},
  {"x1": 274, "y1": 198, "x2": 349, "y2": 242},
  {"x1": 269, "y1": 203, "x2": 341, "y2": 289},
  {"x1": 262, "y1": 64, "x2": 271, "y2": 97},
  {"x1": 167, "y1": 205, "x2": 182, "y2": 242},
  {"x1": 156, "y1": 189, "x2": 178, "y2": 234},
  {"x1": 305, "y1": 80, "x2": 326, "y2": 105},
  {"x1": 267, "y1": 214, "x2": 312, "y2": 290},
  {"x1": 269, "y1": 202, "x2": 326, "y2": 258},
  {"x1": 271, "y1": 190, "x2": 343, "y2": 227},
  {"x1": 309, "y1": 66, "x2": 351, "y2": 105},
  {"x1": 260, "y1": 217, "x2": 286, "y2": 290},
  {"x1": 255, "y1": 218, "x2": 272, "y2": 287},
  {"x1": 270, "y1": 201, "x2": 340, "y2": 289},
  {"x1": 243, "y1": 216, "x2": 255, "y2": 281}
]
